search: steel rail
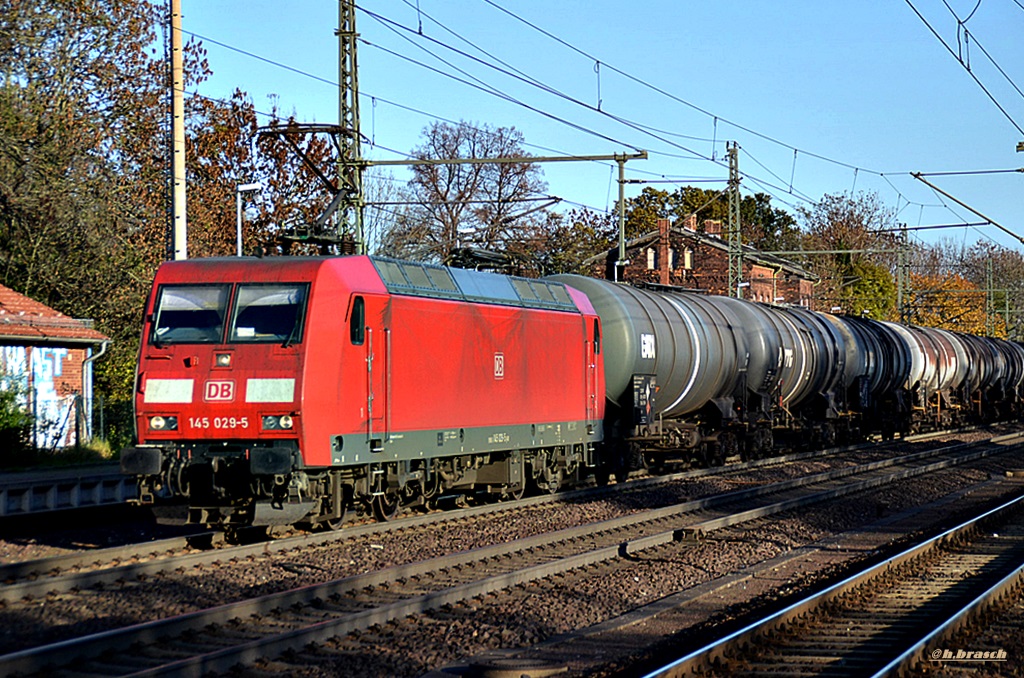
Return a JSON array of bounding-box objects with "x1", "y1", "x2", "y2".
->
[
  {"x1": 1, "y1": 433, "x2": 1017, "y2": 677},
  {"x1": 872, "y1": 546, "x2": 1024, "y2": 676},
  {"x1": 0, "y1": 433, "x2": 914, "y2": 601},
  {"x1": 642, "y1": 485, "x2": 1024, "y2": 677}
]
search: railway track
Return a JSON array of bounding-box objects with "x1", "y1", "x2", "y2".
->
[
  {"x1": 2, "y1": 430, "x2": 1019, "y2": 677},
  {"x1": 644, "y1": 488, "x2": 1024, "y2": 677},
  {"x1": 0, "y1": 431, "x2": 984, "y2": 604}
]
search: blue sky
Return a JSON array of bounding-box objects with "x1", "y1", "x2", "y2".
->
[{"x1": 182, "y1": 1, "x2": 1024, "y2": 254}]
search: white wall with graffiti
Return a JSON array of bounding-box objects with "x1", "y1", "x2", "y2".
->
[{"x1": 0, "y1": 345, "x2": 94, "y2": 449}]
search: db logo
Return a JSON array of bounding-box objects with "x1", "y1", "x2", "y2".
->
[{"x1": 204, "y1": 380, "x2": 235, "y2": 402}]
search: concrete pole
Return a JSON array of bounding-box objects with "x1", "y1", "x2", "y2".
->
[{"x1": 171, "y1": 0, "x2": 187, "y2": 260}]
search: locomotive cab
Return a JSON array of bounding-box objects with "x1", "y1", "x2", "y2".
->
[{"x1": 121, "y1": 258, "x2": 333, "y2": 532}]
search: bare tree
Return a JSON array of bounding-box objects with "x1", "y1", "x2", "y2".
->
[{"x1": 380, "y1": 121, "x2": 547, "y2": 264}]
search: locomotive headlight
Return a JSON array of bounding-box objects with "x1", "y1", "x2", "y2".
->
[
  {"x1": 215, "y1": 353, "x2": 232, "y2": 367},
  {"x1": 262, "y1": 415, "x2": 296, "y2": 431},
  {"x1": 149, "y1": 415, "x2": 178, "y2": 431}
]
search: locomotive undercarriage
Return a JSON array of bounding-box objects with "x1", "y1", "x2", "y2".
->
[
  {"x1": 126, "y1": 441, "x2": 595, "y2": 536},
  {"x1": 352, "y1": 444, "x2": 592, "y2": 519}
]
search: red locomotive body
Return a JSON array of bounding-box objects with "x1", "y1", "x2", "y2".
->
[{"x1": 122, "y1": 256, "x2": 604, "y2": 532}]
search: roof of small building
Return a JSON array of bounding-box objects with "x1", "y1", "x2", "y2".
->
[
  {"x1": 0, "y1": 285, "x2": 109, "y2": 346},
  {"x1": 584, "y1": 222, "x2": 818, "y2": 280}
]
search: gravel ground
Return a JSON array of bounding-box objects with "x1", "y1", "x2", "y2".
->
[
  {"x1": 0, "y1": 433, "x2": 1018, "y2": 675},
  {"x1": 236, "y1": 462, "x2": 1022, "y2": 677}
]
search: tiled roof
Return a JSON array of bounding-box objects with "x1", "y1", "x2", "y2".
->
[{"x1": 0, "y1": 285, "x2": 108, "y2": 345}]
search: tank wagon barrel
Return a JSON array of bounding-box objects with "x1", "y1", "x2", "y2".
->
[{"x1": 551, "y1": 274, "x2": 1024, "y2": 464}]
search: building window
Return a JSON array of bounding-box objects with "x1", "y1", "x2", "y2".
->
[
  {"x1": 682, "y1": 248, "x2": 693, "y2": 270},
  {"x1": 646, "y1": 248, "x2": 657, "y2": 270}
]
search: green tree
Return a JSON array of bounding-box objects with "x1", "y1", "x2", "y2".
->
[
  {"x1": 528, "y1": 208, "x2": 616, "y2": 275},
  {"x1": 622, "y1": 186, "x2": 799, "y2": 252}
]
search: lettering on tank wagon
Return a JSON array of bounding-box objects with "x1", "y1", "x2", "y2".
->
[{"x1": 641, "y1": 333, "x2": 656, "y2": 360}]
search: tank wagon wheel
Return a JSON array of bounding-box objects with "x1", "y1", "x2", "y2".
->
[
  {"x1": 703, "y1": 442, "x2": 725, "y2": 467},
  {"x1": 741, "y1": 429, "x2": 769, "y2": 462},
  {"x1": 185, "y1": 533, "x2": 215, "y2": 550},
  {"x1": 593, "y1": 465, "x2": 612, "y2": 486},
  {"x1": 818, "y1": 423, "x2": 837, "y2": 448}
]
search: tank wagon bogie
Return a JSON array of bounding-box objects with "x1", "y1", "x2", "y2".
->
[{"x1": 122, "y1": 255, "x2": 1024, "y2": 536}]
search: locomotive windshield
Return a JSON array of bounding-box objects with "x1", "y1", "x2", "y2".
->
[
  {"x1": 152, "y1": 284, "x2": 230, "y2": 344},
  {"x1": 151, "y1": 283, "x2": 308, "y2": 345},
  {"x1": 229, "y1": 284, "x2": 308, "y2": 343}
]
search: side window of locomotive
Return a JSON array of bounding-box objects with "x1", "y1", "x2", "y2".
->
[
  {"x1": 152, "y1": 284, "x2": 230, "y2": 344},
  {"x1": 350, "y1": 296, "x2": 365, "y2": 345},
  {"x1": 594, "y1": 319, "x2": 601, "y2": 354},
  {"x1": 230, "y1": 284, "x2": 308, "y2": 343}
]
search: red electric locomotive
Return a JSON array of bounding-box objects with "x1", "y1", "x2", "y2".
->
[{"x1": 121, "y1": 256, "x2": 605, "y2": 535}]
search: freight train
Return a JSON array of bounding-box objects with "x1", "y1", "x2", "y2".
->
[{"x1": 120, "y1": 256, "x2": 1024, "y2": 537}]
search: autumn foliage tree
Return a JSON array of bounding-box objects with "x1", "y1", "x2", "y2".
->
[
  {"x1": 0, "y1": 3, "x2": 340, "y2": 446},
  {"x1": 0, "y1": 0, "x2": 170, "y2": 441},
  {"x1": 906, "y1": 273, "x2": 1001, "y2": 337}
]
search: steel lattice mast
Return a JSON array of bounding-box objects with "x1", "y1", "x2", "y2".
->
[{"x1": 337, "y1": 0, "x2": 364, "y2": 253}]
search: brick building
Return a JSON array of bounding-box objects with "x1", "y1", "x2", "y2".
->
[
  {"x1": 585, "y1": 216, "x2": 817, "y2": 308},
  {"x1": 0, "y1": 285, "x2": 109, "y2": 449}
]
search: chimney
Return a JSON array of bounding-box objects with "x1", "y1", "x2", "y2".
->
[
  {"x1": 704, "y1": 219, "x2": 721, "y2": 238},
  {"x1": 684, "y1": 214, "x2": 697, "y2": 231},
  {"x1": 658, "y1": 218, "x2": 670, "y2": 285}
]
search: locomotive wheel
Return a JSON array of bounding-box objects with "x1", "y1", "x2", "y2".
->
[
  {"x1": 319, "y1": 490, "x2": 352, "y2": 531},
  {"x1": 372, "y1": 491, "x2": 400, "y2": 521},
  {"x1": 505, "y1": 482, "x2": 526, "y2": 501},
  {"x1": 532, "y1": 452, "x2": 563, "y2": 494},
  {"x1": 369, "y1": 464, "x2": 401, "y2": 521}
]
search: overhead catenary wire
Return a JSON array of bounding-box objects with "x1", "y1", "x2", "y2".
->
[
  {"x1": 182, "y1": 20, "x2": 907, "y2": 213},
  {"x1": 903, "y1": 0, "x2": 1024, "y2": 136},
  {"x1": 940, "y1": 0, "x2": 1024, "y2": 102},
  {"x1": 180, "y1": 5, "x2": 1007, "y2": 239},
  {"x1": 193, "y1": 9, "x2": 913, "y2": 213}
]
